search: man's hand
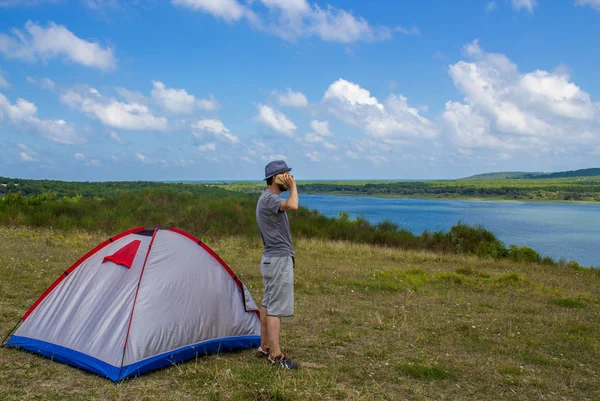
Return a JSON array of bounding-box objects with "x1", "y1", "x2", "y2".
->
[
  {"x1": 282, "y1": 173, "x2": 295, "y2": 188},
  {"x1": 279, "y1": 173, "x2": 299, "y2": 212}
]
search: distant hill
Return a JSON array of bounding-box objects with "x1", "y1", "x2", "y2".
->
[
  {"x1": 459, "y1": 172, "x2": 535, "y2": 180},
  {"x1": 461, "y1": 168, "x2": 600, "y2": 180}
]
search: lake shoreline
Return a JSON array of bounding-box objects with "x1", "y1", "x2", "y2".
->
[
  {"x1": 297, "y1": 194, "x2": 600, "y2": 268},
  {"x1": 299, "y1": 191, "x2": 600, "y2": 204}
]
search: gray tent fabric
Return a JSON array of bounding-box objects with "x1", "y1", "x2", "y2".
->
[{"x1": 6, "y1": 227, "x2": 261, "y2": 380}]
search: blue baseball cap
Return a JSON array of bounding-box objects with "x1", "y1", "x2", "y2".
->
[{"x1": 264, "y1": 160, "x2": 292, "y2": 180}]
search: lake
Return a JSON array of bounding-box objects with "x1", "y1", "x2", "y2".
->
[{"x1": 296, "y1": 195, "x2": 600, "y2": 268}]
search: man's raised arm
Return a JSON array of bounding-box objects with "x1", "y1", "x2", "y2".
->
[{"x1": 280, "y1": 173, "x2": 298, "y2": 212}]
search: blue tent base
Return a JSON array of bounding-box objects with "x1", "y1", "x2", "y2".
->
[{"x1": 6, "y1": 335, "x2": 261, "y2": 381}]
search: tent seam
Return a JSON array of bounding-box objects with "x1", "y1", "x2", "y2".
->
[{"x1": 118, "y1": 226, "x2": 159, "y2": 377}]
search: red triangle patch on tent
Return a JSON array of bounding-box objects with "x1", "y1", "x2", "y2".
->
[{"x1": 103, "y1": 240, "x2": 141, "y2": 269}]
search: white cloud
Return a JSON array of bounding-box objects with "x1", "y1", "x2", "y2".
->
[
  {"x1": 511, "y1": 0, "x2": 536, "y2": 12},
  {"x1": 0, "y1": 0, "x2": 59, "y2": 7},
  {"x1": 324, "y1": 78, "x2": 380, "y2": 107},
  {"x1": 367, "y1": 155, "x2": 389, "y2": 164},
  {"x1": 260, "y1": 154, "x2": 287, "y2": 162},
  {"x1": 111, "y1": 155, "x2": 118, "y2": 161},
  {"x1": 175, "y1": 0, "x2": 400, "y2": 43},
  {"x1": 323, "y1": 78, "x2": 437, "y2": 143},
  {"x1": 74, "y1": 153, "x2": 85, "y2": 160},
  {"x1": 151, "y1": 81, "x2": 217, "y2": 114},
  {"x1": 306, "y1": 151, "x2": 322, "y2": 162},
  {"x1": 19, "y1": 151, "x2": 35, "y2": 161},
  {"x1": 256, "y1": 104, "x2": 296, "y2": 137},
  {"x1": 175, "y1": 158, "x2": 195, "y2": 166},
  {"x1": 486, "y1": 1, "x2": 498, "y2": 12},
  {"x1": 576, "y1": 0, "x2": 600, "y2": 11},
  {"x1": 26, "y1": 76, "x2": 55, "y2": 90},
  {"x1": 84, "y1": 0, "x2": 122, "y2": 9},
  {"x1": 135, "y1": 154, "x2": 169, "y2": 166},
  {"x1": 0, "y1": 91, "x2": 83, "y2": 144},
  {"x1": 344, "y1": 150, "x2": 359, "y2": 159},
  {"x1": 395, "y1": 25, "x2": 420, "y2": 35},
  {"x1": 90, "y1": 159, "x2": 101, "y2": 166},
  {"x1": 109, "y1": 131, "x2": 124, "y2": 144},
  {"x1": 252, "y1": 139, "x2": 269, "y2": 150},
  {"x1": 310, "y1": 120, "x2": 332, "y2": 137},
  {"x1": 275, "y1": 89, "x2": 308, "y2": 108},
  {"x1": 172, "y1": 0, "x2": 245, "y2": 21},
  {"x1": 305, "y1": 120, "x2": 333, "y2": 144},
  {"x1": 443, "y1": 40, "x2": 600, "y2": 152},
  {"x1": 305, "y1": 132, "x2": 324, "y2": 143},
  {"x1": 41, "y1": 77, "x2": 55, "y2": 90},
  {"x1": 323, "y1": 142, "x2": 338, "y2": 150},
  {"x1": 192, "y1": 119, "x2": 239, "y2": 143},
  {"x1": 0, "y1": 21, "x2": 116, "y2": 71},
  {"x1": 198, "y1": 142, "x2": 217, "y2": 152},
  {"x1": 61, "y1": 87, "x2": 168, "y2": 131},
  {"x1": 115, "y1": 87, "x2": 148, "y2": 105}
]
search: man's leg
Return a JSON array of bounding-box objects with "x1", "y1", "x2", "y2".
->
[
  {"x1": 260, "y1": 306, "x2": 270, "y2": 350},
  {"x1": 267, "y1": 315, "x2": 281, "y2": 357}
]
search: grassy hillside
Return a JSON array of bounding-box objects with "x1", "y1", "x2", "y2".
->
[
  {"x1": 462, "y1": 168, "x2": 600, "y2": 181},
  {"x1": 458, "y1": 172, "x2": 535, "y2": 180},
  {"x1": 1, "y1": 227, "x2": 599, "y2": 400}
]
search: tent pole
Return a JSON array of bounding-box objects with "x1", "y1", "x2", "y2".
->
[{"x1": 1, "y1": 319, "x2": 22, "y2": 347}]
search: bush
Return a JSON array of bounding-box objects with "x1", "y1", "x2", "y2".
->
[
  {"x1": 507, "y1": 245, "x2": 541, "y2": 263},
  {"x1": 0, "y1": 185, "x2": 556, "y2": 265}
]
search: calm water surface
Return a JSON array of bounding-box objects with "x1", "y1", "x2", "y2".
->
[{"x1": 297, "y1": 195, "x2": 600, "y2": 267}]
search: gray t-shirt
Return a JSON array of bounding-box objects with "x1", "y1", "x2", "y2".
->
[{"x1": 256, "y1": 189, "x2": 294, "y2": 257}]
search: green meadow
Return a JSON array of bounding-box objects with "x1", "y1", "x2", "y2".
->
[
  {"x1": 0, "y1": 179, "x2": 598, "y2": 400},
  {"x1": 1, "y1": 227, "x2": 599, "y2": 400}
]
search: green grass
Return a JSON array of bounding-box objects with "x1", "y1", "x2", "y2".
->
[
  {"x1": 550, "y1": 298, "x2": 586, "y2": 308},
  {"x1": 1, "y1": 227, "x2": 600, "y2": 400},
  {"x1": 396, "y1": 363, "x2": 454, "y2": 380}
]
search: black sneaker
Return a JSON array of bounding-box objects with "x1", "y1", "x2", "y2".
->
[
  {"x1": 256, "y1": 346, "x2": 270, "y2": 359},
  {"x1": 269, "y1": 353, "x2": 300, "y2": 370}
]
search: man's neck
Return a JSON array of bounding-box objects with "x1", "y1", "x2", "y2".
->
[{"x1": 267, "y1": 184, "x2": 281, "y2": 195}]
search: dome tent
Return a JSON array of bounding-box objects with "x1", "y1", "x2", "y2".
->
[{"x1": 3, "y1": 226, "x2": 260, "y2": 380}]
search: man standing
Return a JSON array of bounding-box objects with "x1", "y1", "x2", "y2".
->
[{"x1": 255, "y1": 160, "x2": 299, "y2": 370}]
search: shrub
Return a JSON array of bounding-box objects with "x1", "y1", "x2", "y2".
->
[
  {"x1": 0, "y1": 185, "x2": 557, "y2": 265},
  {"x1": 507, "y1": 245, "x2": 541, "y2": 263}
]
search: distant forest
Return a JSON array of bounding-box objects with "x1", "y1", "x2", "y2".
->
[{"x1": 2, "y1": 168, "x2": 600, "y2": 202}]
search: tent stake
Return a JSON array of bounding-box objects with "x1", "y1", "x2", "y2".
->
[{"x1": 1, "y1": 319, "x2": 22, "y2": 347}]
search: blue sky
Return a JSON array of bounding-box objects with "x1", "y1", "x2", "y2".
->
[{"x1": 1, "y1": 0, "x2": 599, "y2": 181}]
